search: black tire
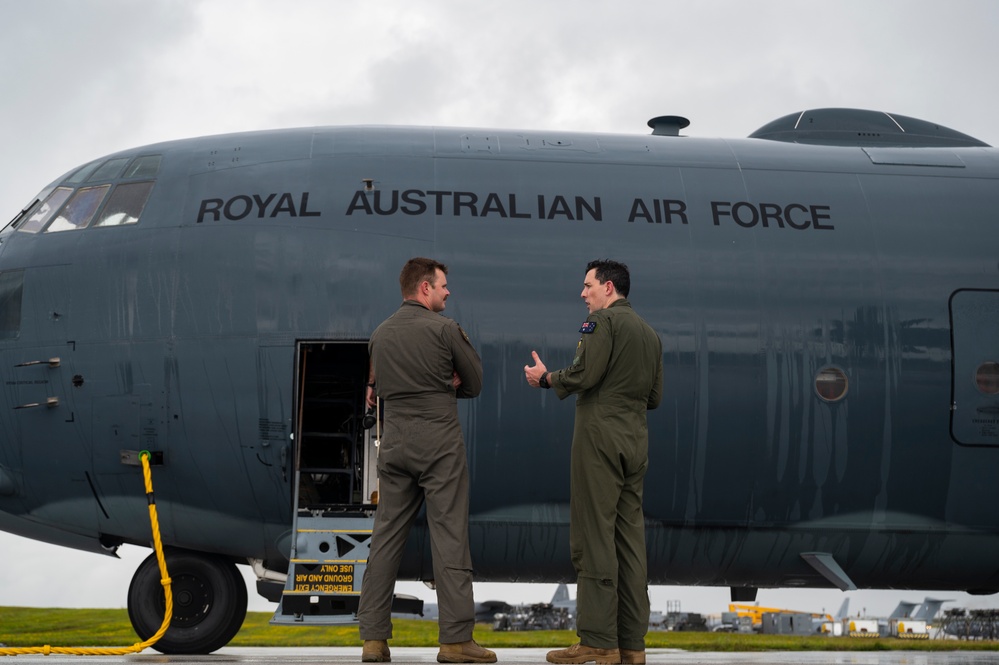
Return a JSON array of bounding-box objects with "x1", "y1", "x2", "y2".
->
[{"x1": 127, "y1": 549, "x2": 248, "y2": 654}]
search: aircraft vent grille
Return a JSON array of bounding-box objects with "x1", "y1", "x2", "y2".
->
[{"x1": 647, "y1": 115, "x2": 690, "y2": 137}]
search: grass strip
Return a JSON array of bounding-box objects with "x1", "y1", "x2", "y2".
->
[{"x1": 1, "y1": 608, "x2": 998, "y2": 651}]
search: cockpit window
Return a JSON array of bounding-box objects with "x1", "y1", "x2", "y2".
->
[
  {"x1": 12, "y1": 154, "x2": 161, "y2": 235},
  {"x1": 66, "y1": 161, "x2": 100, "y2": 184},
  {"x1": 46, "y1": 185, "x2": 110, "y2": 233},
  {"x1": 123, "y1": 155, "x2": 162, "y2": 179},
  {"x1": 18, "y1": 187, "x2": 73, "y2": 234},
  {"x1": 6, "y1": 192, "x2": 45, "y2": 233},
  {"x1": 87, "y1": 157, "x2": 129, "y2": 182},
  {"x1": 93, "y1": 181, "x2": 154, "y2": 227}
]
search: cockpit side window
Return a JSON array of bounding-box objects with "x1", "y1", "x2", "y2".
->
[
  {"x1": 87, "y1": 157, "x2": 129, "y2": 182},
  {"x1": 123, "y1": 155, "x2": 162, "y2": 179},
  {"x1": 93, "y1": 181, "x2": 154, "y2": 227},
  {"x1": 5, "y1": 192, "x2": 46, "y2": 234},
  {"x1": 66, "y1": 161, "x2": 101, "y2": 184},
  {"x1": 46, "y1": 185, "x2": 111, "y2": 233},
  {"x1": 18, "y1": 187, "x2": 73, "y2": 234}
]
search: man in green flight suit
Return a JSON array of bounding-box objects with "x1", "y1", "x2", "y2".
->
[
  {"x1": 525, "y1": 259, "x2": 663, "y2": 665},
  {"x1": 358, "y1": 257, "x2": 496, "y2": 664}
]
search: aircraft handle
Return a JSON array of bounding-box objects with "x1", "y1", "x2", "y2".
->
[
  {"x1": 14, "y1": 357, "x2": 60, "y2": 368},
  {"x1": 13, "y1": 397, "x2": 59, "y2": 409}
]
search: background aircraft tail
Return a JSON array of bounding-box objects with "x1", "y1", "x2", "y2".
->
[
  {"x1": 888, "y1": 600, "x2": 919, "y2": 619},
  {"x1": 915, "y1": 597, "x2": 952, "y2": 621}
]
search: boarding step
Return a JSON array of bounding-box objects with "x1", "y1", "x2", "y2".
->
[{"x1": 270, "y1": 513, "x2": 422, "y2": 625}]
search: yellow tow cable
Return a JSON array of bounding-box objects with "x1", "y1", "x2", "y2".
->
[{"x1": 0, "y1": 450, "x2": 173, "y2": 656}]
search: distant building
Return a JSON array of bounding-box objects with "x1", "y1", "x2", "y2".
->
[
  {"x1": 665, "y1": 611, "x2": 708, "y2": 632},
  {"x1": 890, "y1": 618, "x2": 929, "y2": 639},
  {"x1": 761, "y1": 612, "x2": 815, "y2": 636},
  {"x1": 648, "y1": 610, "x2": 666, "y2": 630},
  {"x1": 845, "y1": 618, "x2": 880, "y2": 638}
]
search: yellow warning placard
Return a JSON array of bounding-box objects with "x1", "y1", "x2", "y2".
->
[{"x1": 293, "y1": 563, "x2": 356, "y2": 593}]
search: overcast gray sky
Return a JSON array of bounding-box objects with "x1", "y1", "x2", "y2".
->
[{"x1": 2, "y1": 0, "x2": 999, "y2": 621}]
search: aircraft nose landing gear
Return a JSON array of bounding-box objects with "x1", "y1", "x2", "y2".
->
[{"x1": 127, "y1": 549, "x2": 247, "y2": 654}]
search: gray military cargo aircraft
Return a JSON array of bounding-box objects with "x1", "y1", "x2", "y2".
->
[{"x1": 0, "y1": 108, "x2": 997, "y2": 653}]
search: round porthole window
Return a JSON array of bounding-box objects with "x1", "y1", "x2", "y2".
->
[
  {"x1": 815, "y1": 366, "x2": 848, "y2": 402},
  {"x1": 976, "y1": 361, "x2": 999, "y2": 395}
]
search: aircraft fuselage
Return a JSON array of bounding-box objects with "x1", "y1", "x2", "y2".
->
[{"x1": 1, "y1": 115, "x2": 998, "y2": 605}]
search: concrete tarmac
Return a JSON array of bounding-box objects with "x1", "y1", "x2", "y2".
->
[{"x1": 5, "y1": 648, "x2": 999, "y2": 664}]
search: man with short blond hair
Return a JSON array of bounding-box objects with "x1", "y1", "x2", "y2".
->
[{"x1": 358, "y1": 257, "x2": 495, "y2": 664}]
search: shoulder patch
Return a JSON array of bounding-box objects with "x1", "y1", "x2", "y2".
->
[
  {"x1": 457, "y1": 323, "x2": 471, "y2": 344},
  {"x1": 579, "y1": 321, "x2": 597, "y2": 334}
]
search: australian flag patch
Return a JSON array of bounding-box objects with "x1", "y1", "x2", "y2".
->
[{"x1": 579, "y1": 321, "x2": 597, "y2": 334}]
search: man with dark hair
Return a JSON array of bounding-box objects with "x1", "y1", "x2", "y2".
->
[
  {"x1": 524, "y1": 259, "x2": 663, "y2": 665},
  {"x1": 358, "y1": 257, "x2": 495, "y2": 664}
]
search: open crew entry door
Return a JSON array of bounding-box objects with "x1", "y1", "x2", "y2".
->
[{"x1": 272, "y1": 340, "x2": 421, "y2": 625}]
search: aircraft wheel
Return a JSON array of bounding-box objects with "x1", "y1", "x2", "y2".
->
[{"x1": 127, "y1": 549, "x2": 248, "y2": 654}]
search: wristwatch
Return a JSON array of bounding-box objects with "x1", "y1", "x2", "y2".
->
[{"x1": 538, "y1": 372, "x2": 551, "y2": 389}]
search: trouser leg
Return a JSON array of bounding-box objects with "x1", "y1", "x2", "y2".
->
[
  {"x1": 357, "y1": 448, "x2": 423, "y2": 640},
  {"x1": 615, "y1": 464, "x2": 649, "y2": 651},
  {"x1": 423, "y1": 439, "x2": 475, "y2": 643},
  {"x1": 570, "y1": 439, "x2": 622, "y2": 650}
]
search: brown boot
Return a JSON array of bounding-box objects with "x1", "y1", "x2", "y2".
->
[
  {"x1": 620, "y1": 649, "x2": 645, "y2": 665},
  {"x1": 437, "y1": 639, "x2": 497, "y2": 663},
  {"x1": 362, "y1": 640, "x2": 391, "y2": 663},
  {"x1": 546, "y1": 643, "x2": 621, "y2": 664}
]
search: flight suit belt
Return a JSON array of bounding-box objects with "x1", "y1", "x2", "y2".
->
[
  {"x1": 382, "y1": 393, "x2": 457, "y2": 415},
  {"x1": 576, "y1": 395, "x2": 648, "y2": 411}
]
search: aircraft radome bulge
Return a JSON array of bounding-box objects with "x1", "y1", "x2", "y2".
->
[
  {"x1": 648, "y1": 115, "x2": 690, "y2": 136},
  {"x1": 748, "y1": 107, "x2": 990, "y2": 148}
]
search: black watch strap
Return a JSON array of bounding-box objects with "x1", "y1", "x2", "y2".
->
[{"x1": 539, "y1": 372, "x2": 551, "y2": 389}]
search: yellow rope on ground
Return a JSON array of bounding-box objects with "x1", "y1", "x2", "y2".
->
[{"x1": 0, "y1": 451, "x2": 173, "y2": 656}]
